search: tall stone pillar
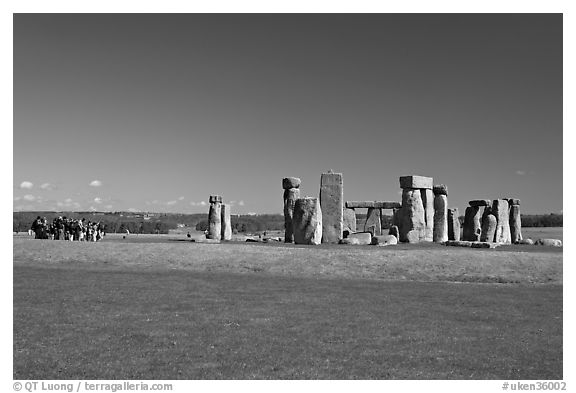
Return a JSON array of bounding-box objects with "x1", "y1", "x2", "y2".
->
[
  {"x1": 364, "y1": 208, "x2": 382, "y2": 236},
  {"x1": 480, "y1": 213, "x2": 497, "y2": 242},
  {"x1": 320, "y1": 172, "x2": 343, "y2": 243},
  {"x1": 432, "y1": 185, "x2": 448, "y2": 243},
  {"x1": 293, "y1": 197, "x2": 322, "y2": 245},
  {"x1": 462, "y1": 200, "x2": 490, "y2": 241},
  {"x1": 447, "y1": 208, "x2": 460, "y2": 241},
  {"x1": 492, "y1": 199, "x2": 511, "y2": 244},
  {"x1": 508, "y1": 199, "x2": 522, "y2": 244},
  {"x1": 282, "y1": 177, "x2": 301, "y2": 243},
  {"x1": 220, "y1": 203, "x2": 232, "y2": 241},
  {"x1": 207, "y1": 195, "x2": 222, "y2": 240},
  {"x1": 398, "y1": 175, "x2": 432, "y2": 243},
  {"x1": 343, "y1": 208, "x2": 357, "y2": 237}
]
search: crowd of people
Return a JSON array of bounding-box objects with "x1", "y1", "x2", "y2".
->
[{"x1": 30, "y1": 216, "x2": 105, "y2": 241}]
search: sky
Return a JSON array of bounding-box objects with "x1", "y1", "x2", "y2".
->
[{"x1": 13, "y1": 13, "x2": 563, "y2": 214}]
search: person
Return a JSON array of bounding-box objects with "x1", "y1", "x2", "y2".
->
[{"x1": 31, "y1": 216, "x2": 42, "y2": 239}]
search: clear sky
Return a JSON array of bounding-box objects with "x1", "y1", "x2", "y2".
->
[{"x1": 13, "y1": 13, "x2": 562, "y2": 214}]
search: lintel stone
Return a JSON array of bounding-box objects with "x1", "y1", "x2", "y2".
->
[
  {"x1": 399, "y1": 175, "x2": 433, "y2": 189},
  {"x1": 345, "y1": 201, "x2": 401, "y2": 209}
]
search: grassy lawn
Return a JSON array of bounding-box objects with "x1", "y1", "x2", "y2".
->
[{"x1": 14, "y1": 263, "x2": 562, "y2": 380}]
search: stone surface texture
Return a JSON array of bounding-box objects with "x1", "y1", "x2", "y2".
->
[
  {"x1": 388, "y1": 225, "x2": 399, "y2": 240},
  {"x1": 220, "y1": 203, "x2": 232, "y2": 241},
  {"x1": 209, "y1": 195, "x2": 223, "y2": 204},
  {"x1": 371, "y1": 235, "x2": 398, "y2": 246},
  {"x1": 207, "y1": 202, "x2": 222, "y2": 240},
  {"x1": 535, "y1": 238, "x2": 562, "y2": 247},
  {"x1": 320, "y1": 172, "x2": 343, "y2": 244},
  {"x1": 346, "y1": 201, "x2": 401, "y2": 209},
  {"x1": 492, "y1": 199, "x2": 511, "y2": 244},
  {"x1": 433, "y1": 194, "x2": 448, "y2": 243},
  {"x1": 282, "y1": 177, "x2": 301, "y2": 190},
  {"x1": 422, "y1": 188, "x2": 434, "y2": 241},
  {"x1": 292, "y1": 197, "x2": 322, "y2": 245},
  {"x1": 463, "y1": 206, "x2": 484, "y2": 241},
  {"x1": 433, "y1": 184, "x2": 448, "y2": 196},
  {"x1": 447, "y1": 208, "x2": 460, "y2": 241},
  {"x1": 480, "y1": 213, "x2": 497, "y2": 242},
  {"x1": 398, "y1": 189, "x2": 426, "y2": 243},
  {"x1": 342, "y1": 208, "x2": 357, "y2": 236},
  {"x1": 509, "y1": 204, "x2": 522, "y2": 243},
  {"x1": 399, "y1": 175, "x2": 433, "y2": 189},
  {"x1": 364, "y1": 208, "x2": 382, "y2": 236},
  {"x1": 341, "y1": 232, "x2": 372, "y2": 245},
  {"x1": 283, "y1": 188, "x2": 300, "y2": 243},
  {"x1": 469, "y1": 199, "x2": 491, "y2": 207}
]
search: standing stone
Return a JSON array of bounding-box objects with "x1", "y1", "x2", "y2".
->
[
  {"x1": 343, "y1": 208, "x2": 357, "y2": 237},
  {"x1": 509, "y1": 204, "x2": 522, "y2": 243},
  {"x1": 447, "y1": 208, "x2": 460, "y2": 241},
  {"x1": 207, "y1": 196, "x2": 222, "y2": 240},
  {"x1": 433, "y1": 194, "x2": 448, "y2": 243},
  {"x1": 422, "y1": 189, "x2": 434, "y2": 241},
  {"x1": 492, "y1": 199, "x2": 511, "y2": 244},
  {"x1": 293, "y1": 197, "x2": 322, "y2": 245},
  {"x1": 364, "y1": 208, "x2": 382, "y2": 236},
  {"x1": 283, "y1": 187, "x2": 300, "y2": 243},
  {"x1": 320, "y1": 172, "x2": 343, "y2": 243},
  {"x1": 399, "y1": 189, "x2": 426, "y2": 243},
  {"x1": 388, "y1": 225, "x2": 399, "y2": 240},
  {"x1": 220, "y1": 204, "x2": 232, "y2": 241},
  {"x1": 462, "y1": 206, "x2": 484, "y2": 241},
  {"x1": 480, "y1": 213, "x2": 497, "y2": 242},
  {"x1": 282, "y1": 177, "x2": 301, "y2": 190}
]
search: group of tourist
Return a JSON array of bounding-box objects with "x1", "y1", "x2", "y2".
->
[{"x1": 30, "y1": 216, "x2": 105, "y2": 241}]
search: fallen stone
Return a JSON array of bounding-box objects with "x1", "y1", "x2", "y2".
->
[
  {"x1": 283, "y1": 188, "x2": 301, "y2": 243},
  {"x1": 447, "y1": 208, "x2": 460, "y2": 241},
  {"x1": 433, "y1": 194, "x2": 448, "y2": 243},
  {"x1": 220, "y1": 203, "x2": 232, "y2": 241},
  {"x1": 480, "y1": 213, "x2": 497, "y2": 242},
  {"x1": 345, "y1": 201, "x2": 401, "y2": 209},
  {"x1": 293, "y1": 197, "x2": 322, "y2": 245},
  {"x1": 445, "y1": 240, "x2": 472, "y2": 247},
  {"x1": 207, "y1": 202, "x2": 222, "y2": 240},
  {"x1": 371, "y1": 235, "x2": 398, "y2": 246},
  {"x1": 507, "y1": 198, "x2": 521, "y2": 206},
  {"x1": 364, "y1": 207, "x2": 382, "y2": 236},
  {"x1": 343, "y1": 208, "x2": 357, "y2": 237},
  {"x1": 209, "y1": 195, "x2": 223, "y2": 204},
  {"x1": 399, "y1": 175, "x2": 433, "y2": 189},
  {"x1": 245, "y1": 238, "x2": 261, "y2": 243},
  {"x1": 422, "y1": 188, "x2": 434, "y2": 241},
  {"x1": 341, "y1": 232, "x2": 372, "y2": 245},
  {"x1": 197, "y1": 238, "x2": 221, "y2": 244},
  {"x1": 433, "y1": 184, "x2": 448, "y2": 196},
  {"x1": 509, "y1": 204, "x2": 522, "y2": 243},
  {"x1": 320, "y1": 172, "x2": 343, "y2": 244},
  {"x1": 535, "y1": 238, "x2": 562, "y2": 247},
  {"x1": 518, "y1": 238, "x2": 534, "y2": 245},
  {"x1": 388, "y1": 225, "x2": 399, "y2": 240},
  {"x1": 282, "y1": 177, "x2": 301, "y2": 189},
  {"x1": 469, "y1": 199, "x2": 491, "y2": 207},
  {"x1": 398, "y1": 188, "x2": 426, "y2": 243},
  {"x1": 471, "y1": 241, "x2": 500, "y2": 249},
  {"x1": 492, "y1": 199, "x2": 511, "y2": 244},
  {"x1": 462, "y1": 206, "x2": 484, "y2": 241}
]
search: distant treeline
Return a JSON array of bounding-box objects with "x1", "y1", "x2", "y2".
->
[{"x1": 13, "y1": 211, "x2": 562, "y2": 235}]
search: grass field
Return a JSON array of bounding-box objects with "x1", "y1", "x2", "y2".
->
[{"x1": 13, "y1": 229, "x2": 563, "y2": 379}]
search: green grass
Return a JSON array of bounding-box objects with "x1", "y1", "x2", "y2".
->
[
  {"x1": 13, "y1": 234, "x2": 563, "y2": 379},
  {"x1": 14, "y1": 264, "x2": 562, "y2": 380}
]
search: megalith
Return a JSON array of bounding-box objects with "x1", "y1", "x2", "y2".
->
[
  {"x1": 220, "y1": 203, "x2": 232, "y2": 241},
  {"x1": 343, "y1": 208, "x2": 357, "y2": 237},
  {"x1": 364, "y1": 207, "x2": 382, "y2": 236},
  {"x1": 508, "y1": 199, "x2": 522, "y2": 244},
  {"x1": 480, "y1": 213, "x2": 497, "y2": 242},
  {"x1": 432, "y1": 185, "x2": 448, "y2": 243},
  {"x1": 399, "y1": 188, "x2": 426, "y2": 243},
  {"x1": 462, "y1": 205, "x2": 484, "y2": 241},
  {"x1": 293, "y1": 197, "x2": 322, "y2": 245},
  {"x1": 320, "y1": 172, "x2": 343, "y2": 243},
  {"x1": 447, "y1": 208, "x2": 460, "y2": 241},
  {"x1": 207, "y1": 195, "x2": 222, "y2": 240},
  {"x1": 282, "y1": 177, "x2": 301, "y2": 243},
  {"x1": 492, "y1": 199, "x2": 511, "y2": 244}
]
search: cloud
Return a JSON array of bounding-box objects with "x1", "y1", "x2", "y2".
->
[
  {"x1": 89, "y1": 180, "x2": 103, "y2": 187},
  {"x1": 65, "y1": 198, "x2": 73, "y2": 203},
  {"x1": 94, "y1": 197, "x2": 103, "y2": 204},
  {"x1": 178, "y1": 196, "x2": 185, "y2": 201},
  {"x1": 238, "y1": 200, "x2": 245, "y2": 206},
  {"x1": 105, "y1": 204, "x2": 113, "y2": 209},
  {"x1": 40, "y1": 183, "x2": 55, "y2": 190},
  {"x1": 89, "y1": 206, "x2": 98, "y2": 212},
  {"x1": 20, "y1": 181, "x2": 33, "y2": 189},
  {"x1": 14, "y1": 196, "x2": 21, "y2": 201},
  {"x1": 127, "y1": 208, "x2": 138, "y2": 213},
  {"x1": 23, "y1": 194, "x2": 36, "y2": 201},
  {"x1": 515, "y1": 170, "x2": 526, "y2": 176},
  {"x1": 166, "y1": 200, "x2": 177, "y2": 206},
  {"x1": 190, "y1": 200, "x2": 208, "y2": 206}
]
